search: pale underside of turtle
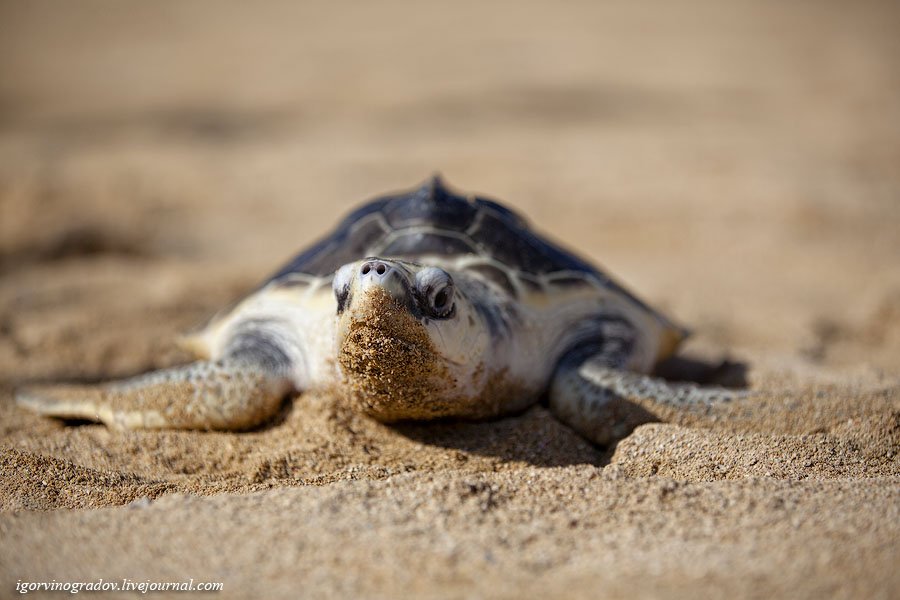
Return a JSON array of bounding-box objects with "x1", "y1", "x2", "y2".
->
[{"x1": 17, "y1": 176, "x2": 745, "y2": 446}]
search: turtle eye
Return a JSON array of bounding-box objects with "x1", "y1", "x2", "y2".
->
[
  {"x1": 433, "y1": 287, "x2": 450, "y2": 310},
  {"x1": 429, "y1": 284, "x2": 454, "y2": 317},
  {"x1": 416, "y1": 268, "x2": 455, "y2": 319}
]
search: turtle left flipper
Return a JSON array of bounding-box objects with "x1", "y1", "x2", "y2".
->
[
  {"x1": 16, "y1": 356, "x2": 293, "y2": 431},
  {"x1": 549, "y1": 347, "x2": 750, "y2": 446}
]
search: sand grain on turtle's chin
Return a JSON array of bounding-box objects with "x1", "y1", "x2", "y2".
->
[
  {"x1": 334, "y1": 288, "x2": 540, "y2": 421},
  {"x1": 336, "y1": 288, "x2": 453, "y2": 421}
]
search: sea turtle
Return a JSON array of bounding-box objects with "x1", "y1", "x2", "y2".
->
[{"x1": 17, "y1": 176, "x2": 742, "y2": 445}]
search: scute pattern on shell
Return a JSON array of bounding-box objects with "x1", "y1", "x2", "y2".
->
[
  {"x1": 267, "y1": 175, "x2": 598, "y2": 280},
  {"x1": 262, "y1": 175, "x2": 669, "y2": 327}
]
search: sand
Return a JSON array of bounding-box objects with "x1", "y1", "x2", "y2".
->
[{"x1": 1, "y1": 0, "x2": 899, "y2": 598}]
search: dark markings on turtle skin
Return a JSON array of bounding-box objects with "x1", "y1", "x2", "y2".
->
[
  {"x1": 223, "y1": 318, "x2": 294, "y2": 374},
  {"x1": 334, "y1": 282, "x2": 351, "y2": 315},
  {"x1": 266, "y1": 175, "x2": 660, "y2": 321},
  {"x1": 462, "y1": 277, "x2": 520, "y2": 339},
  {"x1": 560, "y1": 315, "x2": 638, "y2": 367},
  {"x1": 472, "y1": 298, "x2": 514, "y2": 340}
]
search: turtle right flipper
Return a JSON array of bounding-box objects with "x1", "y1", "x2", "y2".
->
[
  {"x1": 16, "y1": 357, "x2": 293, "y2": 431},
  {"x1": 548, "y1": 345, "x2": 750, "y2": 446}
]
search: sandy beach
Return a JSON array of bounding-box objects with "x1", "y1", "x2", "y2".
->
[{"x1": 1, "y1": 1, "x2": 898, "y2": 597}]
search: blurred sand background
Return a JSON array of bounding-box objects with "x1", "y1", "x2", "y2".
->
[{"x1": 0, "y1": 0, "x2": 898, "y2": 598}]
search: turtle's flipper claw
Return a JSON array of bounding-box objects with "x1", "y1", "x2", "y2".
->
[{"x1": 16, "y1": 358, "x2": 293, "y2": 431}]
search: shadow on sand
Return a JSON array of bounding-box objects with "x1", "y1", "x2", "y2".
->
[{"x1": 390, "y1": 353, "x2": 751, "y2": 468}]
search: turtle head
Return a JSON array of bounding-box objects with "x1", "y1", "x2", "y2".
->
[{"x1": 332, "y1": 257, "x2": 491, "y2": 421}]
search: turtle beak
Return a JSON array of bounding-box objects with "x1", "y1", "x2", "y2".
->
[
  {"x1": 333, "y1": 259, "x2": 414, "y2": 316},
  {"x1": 355, "y1": 259, "x2": 409, "y2": 300},
  {"x1": 333, "y1": 259, "x2": 419, "y2": 350}
]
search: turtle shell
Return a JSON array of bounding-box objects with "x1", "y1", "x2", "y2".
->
[
  {"x1": 267, "y1": 176, "x2": 666, "y2": 320},
  {"x1": 267, "y1": 175, "x2": 661, "y2": 316},
  {"x1": 270, "y1": 175, "x2": 599, "y2": 278}
]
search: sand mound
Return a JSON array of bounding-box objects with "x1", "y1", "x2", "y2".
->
[
  {"x1": 611, "y1": 416, "x2": 898, "y2": 481},
  {"x1": 0, "y1": 447, "x2": 174, "y2": 511}
]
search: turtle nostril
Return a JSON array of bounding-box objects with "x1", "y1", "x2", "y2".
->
[{"x1": 361, "y1": 261, "x2": 390, "y2": 278}]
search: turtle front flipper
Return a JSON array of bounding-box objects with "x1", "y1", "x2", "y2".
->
[
  {"x1": 16, "y1": 357, "x2": 293, "y2": 431},
  {"x1": 549, "y1": 347, "x2": 750, "y2": 446}
]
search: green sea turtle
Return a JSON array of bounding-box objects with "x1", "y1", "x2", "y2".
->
[{"x1": 17, "y1": 176, "x2": 743, "y2": 445}]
